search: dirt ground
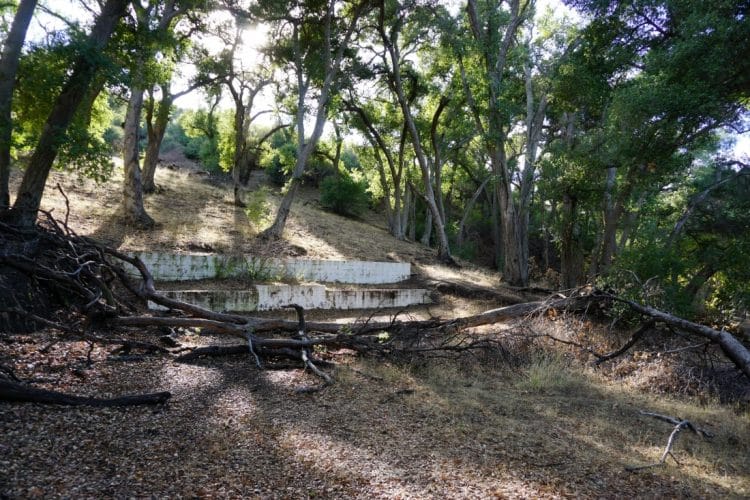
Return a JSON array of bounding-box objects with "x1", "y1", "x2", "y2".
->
[{"x1": 2, "y1": 157, "x2": 749, "y2": 498}]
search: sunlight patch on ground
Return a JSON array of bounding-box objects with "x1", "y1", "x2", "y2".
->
[
  {"x1": 159, "y1": 363, "x2": 224, "y2": 392},
  {"x1": 417, "y1": 262, "x2": 502, "y2": 289},
  {"x1": 207, "y1": 386, "x2": 260, "y2": 423},
  {"x1": 276, "y1": 428, "x2": 536, "y2": 498}
]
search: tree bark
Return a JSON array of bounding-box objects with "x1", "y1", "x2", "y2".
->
[
  {"x1": 347, "y1": 101, "x2": 406, "y2": 239},
  {"x1": 142, "y1": 86, "x2": 173, "y2": 194},
  {"x1": 464, "y1": 0, "x2": 533, "y2": 284},
  {"x1": 122, "y1": 84, "x2": 155, "y2": 228},
  {"x1": 421, "y1": 207, "x2": 432, "y2": 246},
  {"x1": 7, "y1": 0, "x2": 129, "y2": 227},
  {"x1": 560, "y1": 192, "x2": 583, "y2": 289},
  {"x1": 497, "y1": 186, "x2": 526, "y2": 286},
  {"x1": 0, "y1": 0, "x2": 37, "y2": 211},
  {"x1": 457, "y1": 176, "x2": 490, "y2": 247},
  {"x1": 614, "y1": 296, "x2": 750, "y2": 380}
]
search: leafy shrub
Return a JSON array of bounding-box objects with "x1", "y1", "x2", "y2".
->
[
  {"x1": 320, "y1": 173, "x2": 370, "y2": 217},
  {"x1": 266, "y1": 154, "x2": 289, "y2": 186},
  {"x1": 244, "y1": 187, "x2": 271, "y2": 228}
]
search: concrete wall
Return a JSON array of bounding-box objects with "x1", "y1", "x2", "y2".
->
[
  {"x1": 127, "y1": 252, "x2": 411, "y2": 284},
  {"x1": 324, "y1": 288, "x2": 432, "y2": 310},
  {"x1": 151, "y1": 285, "x2": 431, "y2": 312},
  {"x1": 255, "y1": 284, "x2": 326, "y2": 310}
]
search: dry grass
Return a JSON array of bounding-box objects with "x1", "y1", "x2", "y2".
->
[
  {"x1": 10, "y1": 160, "x2": 438, "y2": 262},
  {"x1": 4, "y1": 158, "x2": 750, "y2": 497}
]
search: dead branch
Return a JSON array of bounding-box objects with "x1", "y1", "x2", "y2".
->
[
  {"x1": 5, "y1": 217, "x2": 748, "y2": 399},
  {"x1": 607, "y1": 294, "x2": 750, "y2": 379},
  {"x1": 287, "y1": 304, "x2": 333, "y2": 386},
  {"x1": 594, "y1": 320, "x2": 655, "y2": 365},
  {"x1": 626, "y1": 410, "x2": 713, "y2": 472},
  {"x1": 175, "y1": 344, "x2": 249, "y2": 362},
  {"x1": 0, "y1": 379, "x2": 171, "y2": 407},
  {"x1": 426, "y1": 279, "x2": 544, "y2": 303}
]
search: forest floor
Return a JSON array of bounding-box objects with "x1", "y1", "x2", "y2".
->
[{"x1": 2, "y1": 154, "x2": 749, "y2": 498}]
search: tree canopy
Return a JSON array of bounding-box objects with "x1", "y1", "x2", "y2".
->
[{"x1": 1, "y1": 0, "x2": 748, "y2": 316}]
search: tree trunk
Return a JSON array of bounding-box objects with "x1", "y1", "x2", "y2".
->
[
  {"x1": 684, "y1": 265, "x2": 716, "y2": 302},
  {"x1": 498, "y1": 184, "x2": 527, "y2": 286},
  {"x1": 0, "y1": 0, "x2": 37, "y2": 211},
  {"x1": 464, "y1": 0, "x2": 532, "y2": 282},
  {"x1": 349, "y1": 102, "x2": 405, "y2": 239},
  {"x1": 372, "y1": 148, "x2": 395, "y2": 235},
  {"x1": 421, "y1": 207, "x2": 432, "y2": 246},
  {"x1": 457, "y1": 176, "x2": 490, "y2": 247},
  {"x1": 7, "y1": 0, "x2": 128, "y2": 227},
  {"x1": 263, "y1": 1, "x2": 365, "y2": 239},
  {"x1": 122, "y1": 85, "x2": 154, "y2": 228},
  {"x1": 489, "y1": 187, "x2": 502, "y2": 270},
  {"x1": 617, "y1": 297, "x2": 750, "y2": 380},
  {"x1": 618, "y1": 192, "x2": 646, "y2": 252},
  {"x1": 560, "y1": 192, "x2": 583, "y2": 289},
  {"x1": 143, "y1": 88, "x2": 172, "y2": 194},
  {"x1": 379, "y1": 8, "x2": 453, "y2": 263},
  {"x1": 408, "y1": 187, "x2": 416, "y2": 241}
]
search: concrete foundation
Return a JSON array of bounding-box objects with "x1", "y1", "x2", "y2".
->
[
  {"x1": 150, "y1": 285, "x2": 431, "y2": 312},
  {"x1": 127, "y1": 252, "x2": 411, "y2": 284}
]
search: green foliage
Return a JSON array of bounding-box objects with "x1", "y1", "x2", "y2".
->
[
  {"x1": 244, "y1": 186, "x2": 272, "y2": 228},
  {"x1": 175, "y1": 107, "x2": 228, "y2": 172},
  {"x1": 13, "y1": 35, "x2": 118, "y2": 181},
  {"x1": 600, "y1": 159, "x2": 750, "y2": 320},
  {"x1": 266, "y1": 153, "x2": 290, "y2": 186},
  {"x1": 161, "y1": 108, "x2": 189, "y2": 151},
  {"x1": 214, "y1": 256, "x2": 287, "y2": 283},
  {"x1": 319, "y1": 173, "x2": 370, "y2": 218},
  {"x1": 261, "y1": 129, "x2": 296, "y2": 186}
]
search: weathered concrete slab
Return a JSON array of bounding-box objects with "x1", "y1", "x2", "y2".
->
[
  {"x1": 127, "y1": 252, "x2": 411, "y2": 284},
  {"x1": 325, "y1": 288, "x2": 432, "y2": 310},
  {"x1": 149, "y1": 285, "x2": 431, "y2": 312}
]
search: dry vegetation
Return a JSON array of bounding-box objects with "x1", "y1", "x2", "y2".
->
[{"x1": 2, "y1": 158, "x2": 749, "y2": 498}]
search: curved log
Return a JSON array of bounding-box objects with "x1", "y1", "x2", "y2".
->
[
  {"x1": 0, "y1": 379, "x2": 171, "y2": 406},
  {"x1": 612, "y1": 296, "x2": 750, "y2": 380}
]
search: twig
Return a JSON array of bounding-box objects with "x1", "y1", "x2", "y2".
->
[
  {"x1": 625, "y1": 410, "x2": 713, "y2": 472},
  {"x1": 660, "y1": 342, "x2": 711, "y2": 355},
  {"x1": 246, "y1": 331, "x2": 263, "y2": 368}
]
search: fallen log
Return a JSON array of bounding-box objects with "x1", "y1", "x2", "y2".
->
[
  {"x1": 426, "y1": 279, "x2": 544, "y2": 303},
  {"x1": 113, "y1": 295, "x2": 594, "y2": 340},
  {"x1": 610, "y1": 295, "x2": 750, "y2": 380},
  {"x1": 0, "y1": 379, "x2": 171, "y2": 407}
]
